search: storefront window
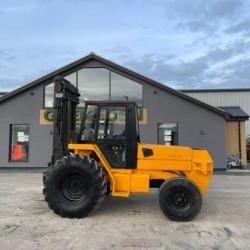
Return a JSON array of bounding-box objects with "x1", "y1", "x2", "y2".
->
[
  {"x1": 9, "y1": 124, "x2": 29, "y2": 162},
  {"x1": 111, "y1": 72, "x2": 142, "y2": 105},
  {"x1": 44, "y1": 69, "x2": 143, "y2": 107},
  {"x1": 158, "y1": 123, "x2": 178, "y2": 145},
  {"x1": 65, "y1": 72, "x2": 77, "y2": 86},
  {"x1": 78, "y1": 68, "x2": 109, "y2": 106},
  {"x1": 44, "y1": 73, "x2": 77, "y2": 108},
  {"x1": 44, "y1": 83, "x2": 54, "y2": 108}
]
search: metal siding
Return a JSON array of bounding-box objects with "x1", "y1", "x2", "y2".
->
[
  {"x1": 0, "y1": 59, "x2": 227, "y2": 169},
  {"x1": 0, "y1": 85, "x2": 52, "y2": 167},
  {"x1": 0, "y1": 60, "x2": 123, "y2": 167},
  {"x1": 0, "y1": 59, "x2": 145, "y2": 168},
  {"x1": 185, "y1": 91, "x2": 250, "y2": 136},
  {"x1": 141, "y1": 84, "x2": 227, "y2": 169}
]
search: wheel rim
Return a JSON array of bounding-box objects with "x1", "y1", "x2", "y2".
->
[
  {"x1": 169, "y1": 188, "x2": 191, "y2": 210},
  {"x1": 61, "y1": 174, "x2": 88, "y2": 202}
]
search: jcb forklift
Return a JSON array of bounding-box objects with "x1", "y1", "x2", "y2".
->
[{"x1": 43, "y1": 77, "x2": 213, "y2": 221}]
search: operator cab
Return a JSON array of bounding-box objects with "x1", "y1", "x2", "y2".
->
[{"x1": 79, "y1": 101, "x2": 140, "y2": 169}]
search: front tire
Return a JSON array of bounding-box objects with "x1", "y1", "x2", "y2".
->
[
  {"x1": 158, "y1": 178, "x2": 202, "y2": 221},
  {"x1": 43, "y1": 155, "x2": 107, "y2": 218}
]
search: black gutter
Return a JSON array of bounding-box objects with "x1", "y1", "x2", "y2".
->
[{"x1": 181, "y1": 88, "x2": 250, "y2": 93}]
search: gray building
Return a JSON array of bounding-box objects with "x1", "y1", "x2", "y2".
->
[
  {"x1": 182, "y1": 88, "x2": 250, "y2": 138},
  {"x1": 0, "y1": 53, "x2": 237, "y2": 169},
  {"x1": 0, "y1": 92, "x2": 7, "y2": 98}
]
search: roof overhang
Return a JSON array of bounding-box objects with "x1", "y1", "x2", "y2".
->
[{"x1": 218, "y1": 106, "x2": 249, "y2": 121}]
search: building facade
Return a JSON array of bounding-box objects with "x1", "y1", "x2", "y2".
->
[
  {"x1": 0, "y1": 92, "x2": 7, "y2": 98},
  {"x1": 182, "y1": 89, "x2": 250, "y2": 161},
  {"x1": 0, "y1": 54, "x2": 236, "y2": 169},
  {"x1": 182, "y1": 89, "x2": 250, "y2": 138}
]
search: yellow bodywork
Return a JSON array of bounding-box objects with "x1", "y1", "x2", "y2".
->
[{"x1": 68, "y1": 143, "x2": 213, "y2": 197}]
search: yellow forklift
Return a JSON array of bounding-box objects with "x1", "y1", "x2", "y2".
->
[{"x1": 43, "y1": 77, "x2": 213, "y2": 221}]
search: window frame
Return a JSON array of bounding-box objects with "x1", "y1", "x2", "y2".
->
[
  {"x1": 97, "y1": 105, "x2": 127, "y2": 141},
  {"x1": 9, "y1": 124, "x2": 30, "y2": 162},
  {"x1": 110, "y1": 69, "x2": 143, "y2": 106},
  {"x1": 77, "y1": 67, "x2": 110, "y2": 105},
  {"x1": 43, "y1": 82, "x2": 54, "y2": 108},
  {"x1": 43, "y1": 71, "x2": 78, "y2": 108},
  {"x1": 157, "y1": 122, "x2": 179, "y2": 146},
  {"x1": 43, "y1": 67, "x2": 144, "y2": 108},
  {"x1": 79, "y1": 104, "x2": 99, "y2": 142}
]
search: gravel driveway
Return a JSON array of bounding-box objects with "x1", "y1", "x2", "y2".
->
[{"x1": 0, "y1": 171, "x2": 249, "y2": 250}]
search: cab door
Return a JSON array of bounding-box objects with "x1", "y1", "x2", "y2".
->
[{"x1": 97, "y1": 104, "x2": 137, "y2": 169}]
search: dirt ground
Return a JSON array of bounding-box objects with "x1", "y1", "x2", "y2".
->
[{"x1": 0, "y1": 171, "x2": 249, "y2": 250}]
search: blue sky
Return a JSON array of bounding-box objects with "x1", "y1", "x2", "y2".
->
[{"x1": 0, "y1": 0, "x2": 250, "y2": 92}]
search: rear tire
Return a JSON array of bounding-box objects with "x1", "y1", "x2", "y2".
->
[
  {"x1": 43, "y1": 155, "x2": 107, "y2": 218},
  {"x1": 158, "y1": 178, "x2": 202, "y2": 221}
]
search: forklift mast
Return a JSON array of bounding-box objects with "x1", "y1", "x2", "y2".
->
[{"x1": 52, "y1": 76, "x2": 80, "y2": 164}]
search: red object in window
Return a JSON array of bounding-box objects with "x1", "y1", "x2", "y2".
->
[{"x1": 12, "y1": 144, "x2": 26, "y2": 161}]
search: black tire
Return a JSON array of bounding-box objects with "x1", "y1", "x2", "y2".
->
[
  {"x1": 42, "y1": 171, "x2": 47, "y2": 194},
  {"x1": 158, "y1": 178, "x2": 202, "y2": 221},
  {"x1": 43, "y1": 155, "x2": 107, "y2": 218},
  {"x1": 42, "y1": 164, "x2": 54, "y2": 194}
]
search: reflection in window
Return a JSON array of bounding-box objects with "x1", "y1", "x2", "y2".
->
[
  {"x1": 81, "y1": 105, "x2": 98, "y2": 141},
  {"x1": 44, "y1": 68, "x2": 144, "y2": 108},
  {"x1": 9, "y1": 124, "x2": 29, "y2": 162},
  {"x1": 44, "y1": 73, "x2": 77, "y2": 108},
  {"x1": 97, "y1": 106, "x2": 127, "y2": 167},
  {"x1": 111, "y1": 72, "x2": 142, "y2": 105},
  {"x1": 78, "y1": 68, "x2": 109, "y2": 106},
  {"x1": 98, "y1": 106, "x2": 126, "y2": 140},
  {"x1": 65, "y1": 72, "x2": 77, "y2": 86},
  {"x1": 44, "y1": 83, "x2": 54, "y2": 108},
  {"x1": 158, "y1": 123, "x2": 178, "y2": 145}
]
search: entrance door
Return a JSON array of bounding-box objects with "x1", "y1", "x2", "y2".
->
[{"x1": 97, "y1": 105, "x2": 135, "y2": 168}]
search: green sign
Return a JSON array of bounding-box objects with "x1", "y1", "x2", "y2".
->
[{"x1": 41, "y1": 107, "x2": 147, "y2": 124}]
